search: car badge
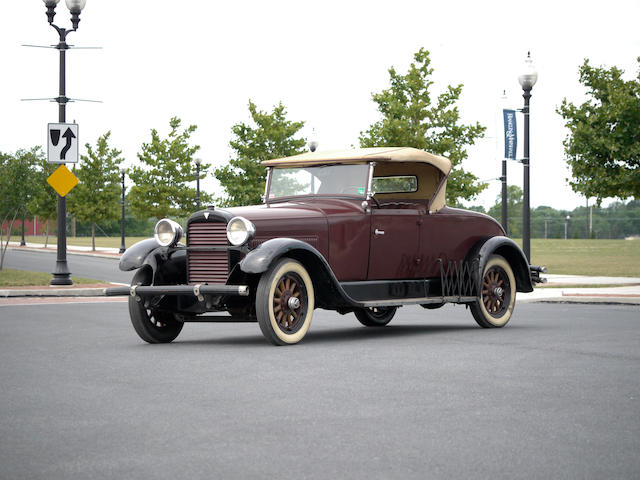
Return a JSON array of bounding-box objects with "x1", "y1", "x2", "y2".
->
[{"x1": 204, "y1": 212, "x2": 210, "y2": 220}]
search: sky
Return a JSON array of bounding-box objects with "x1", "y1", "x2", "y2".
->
[{"x1": 2, "y1": 0, "x2": 639, "y2": 211}]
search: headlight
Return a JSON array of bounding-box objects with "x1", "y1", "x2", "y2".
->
[
  {"x1": 226, "y1": 216, "x2": 256, "y2": 246},
  {"x1": 154, "y1": 218, "x2": 183, "y2": 247}
]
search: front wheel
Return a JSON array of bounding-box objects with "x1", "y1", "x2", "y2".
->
[
  {"x1": 355, "y1": 307, "x2": 397, "y2": 327},
  {"x1": 256, "y1": 258, "x2": 315, "y2": 345},
  {"x1": 470, "y1": 254, "x2": 516, "y2": 328},
  {"x1": 128, "y1": 269, "x2": 183, "y2": 343}
]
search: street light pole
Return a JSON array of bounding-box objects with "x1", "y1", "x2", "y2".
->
[
  {"x1": 518, "y1": 52, "x2": 538, "y2": 263},
  {"x1": 20, "y1": 207, "x2": 27, "y2": 246},
  {"x1": 119, "y1": 168, "x2": 126, "y2": 254},
  {"x1": 44, "y1": 0, "x2": 88, "y2": 286},
  {"x1": 195, "y1": 158, "x2": 202, "y2": 210}
]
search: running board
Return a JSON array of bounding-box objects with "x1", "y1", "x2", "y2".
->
[{"x1": 359, "y1": 296, "x2": 477, "y2": 308}]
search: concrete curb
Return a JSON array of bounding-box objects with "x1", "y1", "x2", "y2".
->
[{"x1": 0, "y1": 287, "x2": 109, "y2": 298}]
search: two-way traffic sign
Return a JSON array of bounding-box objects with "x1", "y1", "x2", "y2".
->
[{"x1": 47, "y1": 123, "x2": 79, "y2": 164}]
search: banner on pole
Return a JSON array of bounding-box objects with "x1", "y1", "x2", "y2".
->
[{"x1": 503, "y1": 109, "x2": 517, "y2": 160}]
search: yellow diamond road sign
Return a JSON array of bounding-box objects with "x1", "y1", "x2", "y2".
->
[{"x1": 47, "y1": 165, "x2": 79, "y2": 197}]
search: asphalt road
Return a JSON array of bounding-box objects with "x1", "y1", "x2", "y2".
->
[
  {"x1": 1, "y1": 301, "x2": 638, "y2": 479},
  {"x1": 3, "y1": 248, "x2": 133, "y2": 284}
]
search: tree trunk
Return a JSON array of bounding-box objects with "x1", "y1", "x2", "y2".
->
[
  {"x1": 0, "y1": 209, "x2": 19, "y2": 271},
  {"x1": 45, "y1": 221, "x2": 50, "y2": 248},
  {"x1": 91, "y1": 223, "x2": 96, "y2": 251}
]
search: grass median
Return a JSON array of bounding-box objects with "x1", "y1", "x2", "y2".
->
[
  {"x1": 0, "y1": 268, "x2": 104, "y2": 287},
  {"x1": 528, "y1": 239, "x2": 640, "y2": 277}
]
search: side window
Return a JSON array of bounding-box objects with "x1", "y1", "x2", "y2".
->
[{"x1": 372, "y1": 175, "x2": 418, "y2": 194}]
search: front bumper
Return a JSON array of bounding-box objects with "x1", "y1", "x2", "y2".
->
[{"x1": 105, "y1": 284, "x2": 250, "y2": 300}]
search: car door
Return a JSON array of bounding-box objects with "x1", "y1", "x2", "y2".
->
[{"x1": 367, "y1": 207, "x2": 421, "y2": 280}]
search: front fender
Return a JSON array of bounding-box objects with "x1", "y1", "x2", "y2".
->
[
  {"x1": 239, "y1": 238, "x2": 357, "y2": 309},
  {"x1": 119, "y1": 238, "x2": 158, "y2": 271},
  {"x1": 466, "y1": 236, "x2": 534, "y2": 293},
  {"x1": 119, "y1": 238, "x2": 187, "y2": 285},
  {"x1": 239, "y1": 238, "x2": 325, "y2": 274}
]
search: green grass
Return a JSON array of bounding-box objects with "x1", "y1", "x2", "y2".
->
[
  {"x1": 528, "y1": 239, "x2": 640, "y2": 277},
  {"x1": 0, "y1": 268, "x2": 103, "y2": 287}
]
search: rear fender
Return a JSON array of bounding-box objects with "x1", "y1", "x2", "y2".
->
[{"x1": 466, "y1": 236, "x2": 534, "y2": 293}]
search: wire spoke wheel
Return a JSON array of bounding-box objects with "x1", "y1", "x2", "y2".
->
[{"x1": 470, "y1": 254, "x2": 516, "y2": 328}]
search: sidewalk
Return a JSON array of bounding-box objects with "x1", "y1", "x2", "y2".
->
[
  {"x1": 5, "y1": 241, "x2": 120, "y2": 259},
  {"x1": 2, "y1": 243, "x2": 640, "y2": 305},
  {"x1": 518, "y1": 274, "x2": 640, "y2": 305}
]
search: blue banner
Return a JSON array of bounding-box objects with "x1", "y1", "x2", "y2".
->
[{"x1": 503, "y1": 109, "x2": 517, "y2": 160}]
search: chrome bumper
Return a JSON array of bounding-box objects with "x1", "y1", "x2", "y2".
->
[{"x1": 105, "y1": 284, "x2": 249, "y2": 300}]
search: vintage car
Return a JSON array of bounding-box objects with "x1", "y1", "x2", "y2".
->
[{"x1": 107, "y1": 147, "x2": 544, "y2": 345}]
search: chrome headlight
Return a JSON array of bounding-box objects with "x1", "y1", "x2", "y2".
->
[
  {"x1": 154, "y1": 218, "x2": 183, "y2": 247},
  {"x1": 226, "y1": 216, "x2": 256, "y2": 246}
]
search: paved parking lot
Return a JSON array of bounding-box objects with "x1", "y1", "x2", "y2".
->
[{"x1": 1, "y1": 301, "x2": 638, "y2": 479}]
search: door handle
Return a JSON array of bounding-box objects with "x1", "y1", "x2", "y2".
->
[{"x1": 374, "y1": 229, "x2": 385, "y2": 236}]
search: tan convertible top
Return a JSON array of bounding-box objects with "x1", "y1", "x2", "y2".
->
[{"x1": 262, "y1": 147, "x2": 452, "y2": 175}]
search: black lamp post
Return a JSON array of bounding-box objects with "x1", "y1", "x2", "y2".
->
[
  {"x1": 20, "y1": 207, "x2": 27, "y2": 246},
  {"x1": 44, "y1": 0, "x2": 88, "y2": 286},
  {"x1": 119, "y1": 168, "x2": 126, "y2": 254},
  {"x1": 195, "y1": 158, "x2": 202, "y2": 210},
  {"x1": 518, "y1": 52, "x2": 538, "y2": 263}
]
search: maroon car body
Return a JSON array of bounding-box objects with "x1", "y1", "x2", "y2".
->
[{"x1": 108, "y1": 147, "x2": 542, "y2": 346}]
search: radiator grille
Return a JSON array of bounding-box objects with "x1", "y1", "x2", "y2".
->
[{"x1": 187, "y1": 221, "x2": 228, "y2": 284}]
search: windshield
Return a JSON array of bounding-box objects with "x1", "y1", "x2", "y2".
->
[{"x1": 268, "y1": 164, "x2": 370, "y2": 199}]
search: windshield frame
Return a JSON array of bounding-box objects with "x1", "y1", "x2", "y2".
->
[{"x1": 264, "y1": 162, "x2": 373, "y2": 204}]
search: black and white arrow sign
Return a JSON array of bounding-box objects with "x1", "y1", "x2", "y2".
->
[{"x1": 47, "y1": 123, "x2": 79, "y2": 164}]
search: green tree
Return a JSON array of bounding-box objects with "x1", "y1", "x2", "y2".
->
[
  {"x1": 557, "y1": 58, "x2": 640, "y2": 203},
  {"x1": 67, "y1": 132, "x2": 123, "y2": 250},
  {"x1": 129, "y1": 117, "x2": 210, "y2": 220},
  {"x1": 488, "y1": 185, "x2": 523, "y2": 237},
  {"x1": 27, "y1": 148, "x2": 58, "y2": 247},
  {"x1": 215, "y1": 100, "x2": 306, "y2": 206},
  {"x1": 0, "y1": 147, "x2": 41, "y2": 268},
  {"x1": 359, "y1": 48, "x2": 487, "y2": 205},
  {"x1": 0, "y1": 148, "x2": 39, "y2": 218}
]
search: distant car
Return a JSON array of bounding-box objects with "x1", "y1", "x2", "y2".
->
[{"x1": 107, "y1": 147, "x2": 544, "y2": 345}]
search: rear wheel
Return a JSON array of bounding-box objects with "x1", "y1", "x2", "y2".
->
[
  {"x1": 256, "y1": 258, "x2": 315, "y2": 345},
  {"x1": 355, "y1": 306, "x2": 397, "y2": 327},
  {"x1": 470, "y1": 254, "x2": 516, "y2": 328},
  {"x1": 128, "y1": 269, "x2": 183, "y2": 343}
]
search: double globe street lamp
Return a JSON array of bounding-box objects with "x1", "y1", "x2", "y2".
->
[
  {"x1": 518, "y1": 52, "x2": 538, "y2": 263},
  {"x1": 42, "y1": 0, "x2": 88, "y2": 285}
]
